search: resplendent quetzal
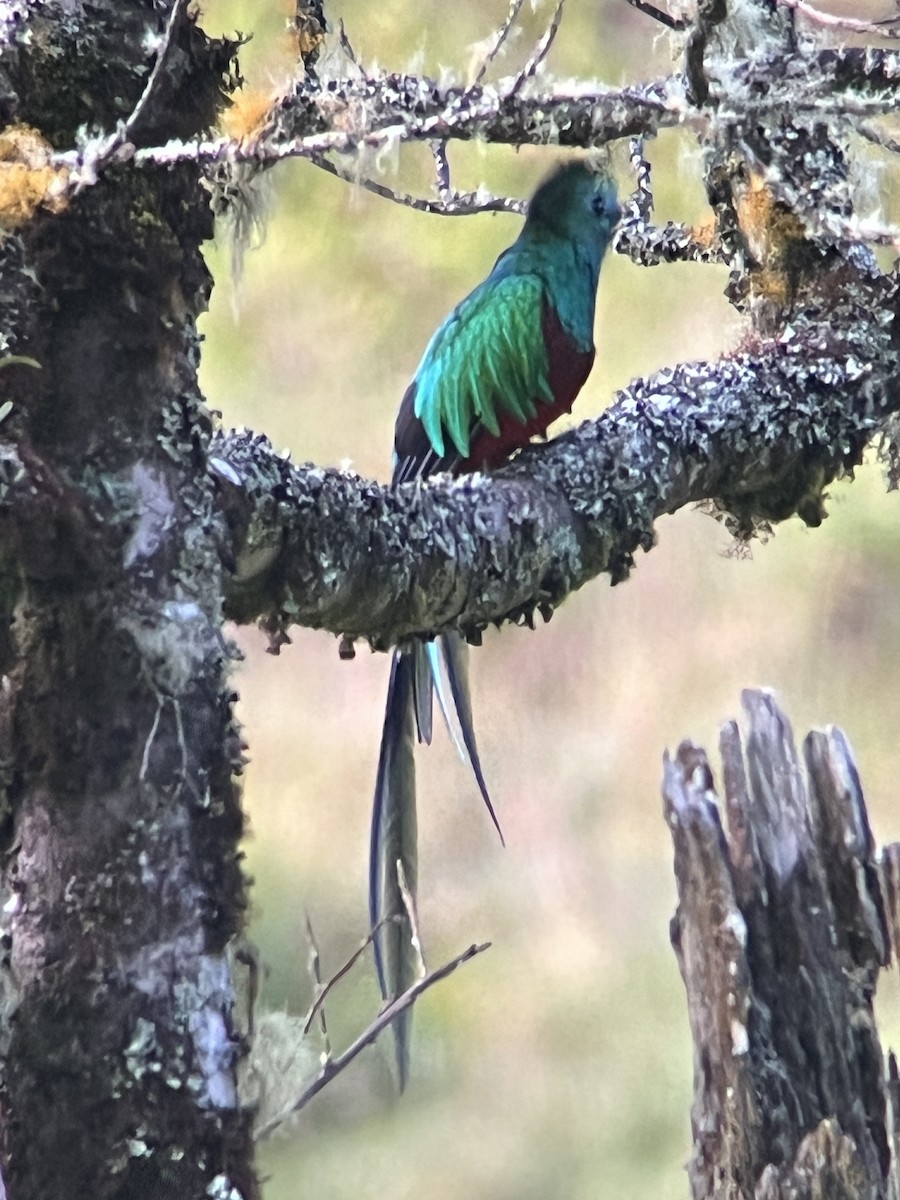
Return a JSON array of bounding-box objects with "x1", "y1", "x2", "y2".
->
[{"x1": 371, "y1": 160, "x2": 620, "y2": 1086}]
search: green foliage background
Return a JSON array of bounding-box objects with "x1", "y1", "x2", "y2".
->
[{"x1": 198, "y1": 2, "x2": 900, "y2": 1195}]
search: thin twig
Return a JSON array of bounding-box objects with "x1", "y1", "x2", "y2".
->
[
  {"x1": 309, "y1": 151, "x2": 525, "y2": 215},
  {"x1": 473, "y1": 0, "x2": 526, "y2": 85},
  {"x1": 255, "y1": 941, "x2": 492, "y2": 1139},
  {"x1": 301, "y1": 919, "x2": 392, "y2": 1036},
  {"x1": 509, "y1": 0, "x2": 567, "y2": 96},
  {"x1": 304, "y1": 912, "x2": 330, "y2": 1054},
  {"x1": 70, "y1": 0, "x2": 188, "y2": 191},
  {"x1": 123, "y1": 0, "x2": 190, "y2": 140},
  {"x1": 338, "y1": 18, "x2": 367, "y2": 78},
  {"x1": 777, "y1": 0, "x2": 900, "y2": 36},
  {"x1": 623, "y1": 0, "x2": 688, "y2": 31},
  {"x1": 139, "y1": 697, "x2": 164, "y2": 782},
  {"x1": 684, "y1": 0, "x2": 727, "y2": 106}
]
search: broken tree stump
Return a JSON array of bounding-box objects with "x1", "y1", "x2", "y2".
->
[{"x1": 664, "y1": 688, "x2": 900, "y2": 1200}]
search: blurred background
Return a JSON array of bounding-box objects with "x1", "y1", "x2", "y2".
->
[{"x1": 197, "y1": 2, "x2": 900, "y2": 1196}]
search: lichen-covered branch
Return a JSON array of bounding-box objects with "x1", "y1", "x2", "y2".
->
[
  {"x1": 211, "y1": 258, "x2": 899, "y2": 650},
  {"x1": 32, "y1": 42, "x2": 900, "y2": 199},
  {"x1": 664, "y1": 690, "x2": 898, "y2": 1198}
]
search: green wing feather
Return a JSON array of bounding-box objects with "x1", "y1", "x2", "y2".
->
[{"x1": 414, "y1": 274, "x2": 554, "y2": 459}]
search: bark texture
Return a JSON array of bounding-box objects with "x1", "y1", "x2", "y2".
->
[
  {"x1": 2, "y1": 0, "x2": 900, "y2": 1194},
  {"x1": 665, "y1": 690, "x2": 899, "y2": 1200},
  {"x1": 0, "y1": 3, "x2": 255, "y2": 1197}
]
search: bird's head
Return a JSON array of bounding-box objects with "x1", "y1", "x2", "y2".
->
[{"x1": 525, "y1": 160, "x2": 620, "y2": 253}]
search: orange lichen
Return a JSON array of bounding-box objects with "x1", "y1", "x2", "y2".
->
[
  {"x1": 734, "y1": 169, "x2": 806, "y2": 269},
  {"x1": 296, "y1": 25, "x2": 325, "y2": 59},
  {"x1": 748, "y1": 266, "x2": 794, "y2": 310},
  {"x1": 732, "y1": 169, "x2": 814, "y2": 318},
  {"x1": 689, "y1": 216, "x2": 718, "y2": 250},
  {"x1": 219, "y1": 86, "x2": 279, "y2": 144},
  {"x1": 0, "y1": 125, "x2": 69, "y2": 230}
]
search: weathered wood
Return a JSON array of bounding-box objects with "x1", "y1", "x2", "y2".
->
[{"x1": 665, "y1": 690, "x2": 900, "y2": 1200}]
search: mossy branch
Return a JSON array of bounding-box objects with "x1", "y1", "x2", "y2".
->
[{"x1": 211, "y1": 271, "x2": 899, "y2": 651}]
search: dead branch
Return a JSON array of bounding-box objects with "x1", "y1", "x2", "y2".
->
[{"x1": 254, "y1": 940, "x2": 491, "y2": 1140}]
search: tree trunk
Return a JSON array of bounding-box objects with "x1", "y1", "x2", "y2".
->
[
  {"x1": 665, "y1": 689, "x2": 899, "y2": 1200},
  {"x1": 0, "y1": 4, "x2": 255, "y2": 1196}
]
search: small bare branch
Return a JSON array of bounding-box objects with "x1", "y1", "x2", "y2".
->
[
  {"x1": 304, "y1": 912, "x2": 330, "y2": 1055},
  {"x1": 308, "y1": 151, "x2": 524, "y2": 216},
  {"x1": 124, "y1": 0, "x2": 191, "y2": 138},
  {"x1": 69, "y1": 0, "x2": 189, "y2": 191},
  {"x1": 139, "y1": 698, "x2": 164, "y2": 783},
  {"x1": 509, "y1": 0, "x2": 567, "y2": 96},
  {"x1": 472, "y1": 0, "x2": 526, "y2": 85},
  {"x1": 684, "y1": 0, "x2": 728, "y2": 107},
  {"x1": 777, "y1": 0, "x2": 900, "y2": 36},
  {"x1": 301, "y1": 919, "x2": 393, "y2": 1036},
  {"x1": 623, "y1": 0, "x2": 689, "y2": 31},
  {"x1": 337, "y1": 18, "x2": 367, "y2": 78},
  {"x1": 256, "y1": 941, "x2": 492, "y2": 1139}
]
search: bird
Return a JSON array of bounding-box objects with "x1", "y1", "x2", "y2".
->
[{"x1": 370, "y1": 159, "x2": 620, "y2": 1088}]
